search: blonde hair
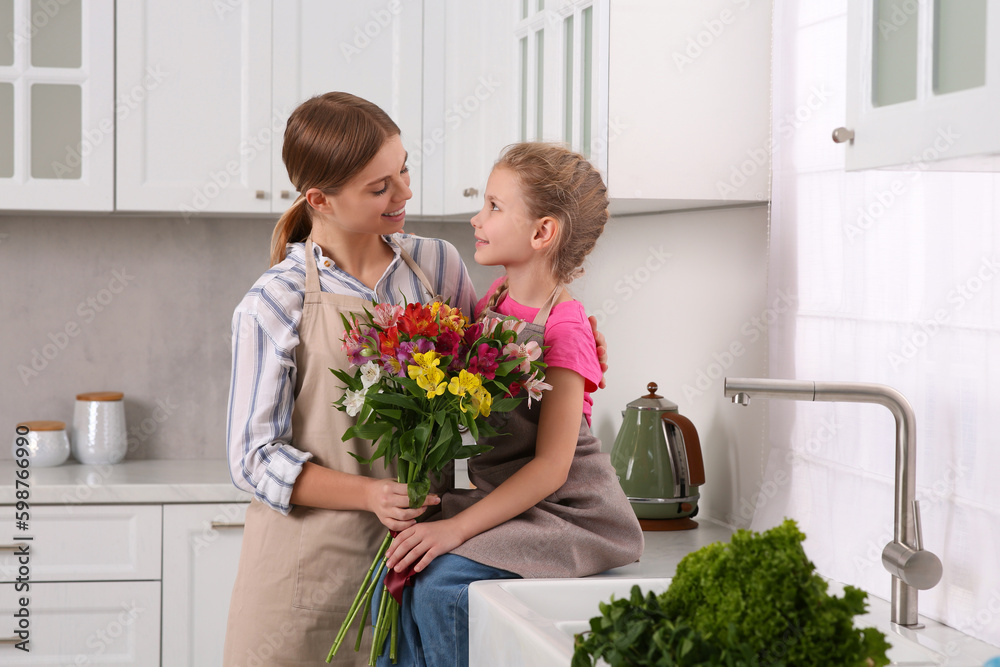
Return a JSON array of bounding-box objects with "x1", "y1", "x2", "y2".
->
[
  {"x1": 495, "y1": 142, "x2": 609, "y2": 283},
  {"x1": 269, "y1": 92, "x2": 400, "y2": 266}
]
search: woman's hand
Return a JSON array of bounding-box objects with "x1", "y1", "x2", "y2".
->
[
  {"x1": 385, "y1": 519, "x2": 465, "y2": 573},
  {"x1": 589, "y1": 315, "x2": 609, "y2": 389},
  {"x1": 366, "y1": 479, "x2": 439, "y2": 533}
]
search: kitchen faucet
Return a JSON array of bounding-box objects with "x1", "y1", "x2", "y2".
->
[{"x1": 724, "y1": 377, "x2": 943, "y2": 628}]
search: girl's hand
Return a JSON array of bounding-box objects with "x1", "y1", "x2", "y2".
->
[
  {"x1": 386, "y1": 519, "x2": 465, "y2": 573},
  {"x1": 366, "y1": 479, "x2": 439, "y2": 532}
]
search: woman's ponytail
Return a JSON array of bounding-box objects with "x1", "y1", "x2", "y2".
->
[{"x1": 269, "y1": 196, "x2": 311, "y2": 266}]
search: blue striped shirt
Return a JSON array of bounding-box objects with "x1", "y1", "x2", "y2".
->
[{"x1": 226, "y1": 234, "x2": 477, "y2": 514}]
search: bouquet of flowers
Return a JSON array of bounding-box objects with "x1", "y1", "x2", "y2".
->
[{"x1": 326, "y1": 301, "x2": 549, "y2": 665}]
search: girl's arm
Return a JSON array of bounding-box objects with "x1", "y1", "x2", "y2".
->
[{"x1": 385, "y1": 367, "x2": 584, "y2": 573}]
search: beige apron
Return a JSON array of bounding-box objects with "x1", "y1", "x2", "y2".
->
[
  {"x1": 224, "y1": 239, "x2": 441, "y2": 666},
  {"x1": 441, "y1": 284, "x2": 645, "y2": 578}
]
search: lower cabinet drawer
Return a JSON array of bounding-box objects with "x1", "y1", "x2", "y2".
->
[
  {"x1": 0, "y1": 580, "x2": 161, "y2": 665},
  {"x1": 0, "y1": 505, "x2": 162, "y2": 582}
]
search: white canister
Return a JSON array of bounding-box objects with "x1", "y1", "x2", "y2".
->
[
  {"x1": 13, "y1": 421, "x2": 71, "y2": 467},
  {"x1": 72, "y1": 392, "x2": 127, "y2": 465}
]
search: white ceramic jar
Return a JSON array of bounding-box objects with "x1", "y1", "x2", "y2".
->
[
  {"x1": 72, "y1": 391, "x2": 127, "y2": 465},
  {"x1": 13, "y1": 420, "x2": 71, "y2": 467}
]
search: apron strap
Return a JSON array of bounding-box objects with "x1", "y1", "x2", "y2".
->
[
  {"x1": 304, "y1": 238, "x2": 321, "y2": 293},
  {"x1": 487, "y1": 278, "x2": 564, "y2": 327},
  {"x1": 397, "y1": 243, "x2": 444, "y2": 302}
]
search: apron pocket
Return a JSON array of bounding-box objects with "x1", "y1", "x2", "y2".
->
[{"x1": 292, "y1": 507, "x2": 386, "y2": 613}]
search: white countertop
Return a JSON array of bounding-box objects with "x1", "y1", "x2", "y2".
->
[
  {"x1": 599, "y1": 517, "x2": 735, "y2": 578},
  {"x1": 0, "y1": 459, "x2": 249, "y2": 505}
]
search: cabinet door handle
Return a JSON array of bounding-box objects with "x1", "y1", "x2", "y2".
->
[
  {"x1": 0, "y1": 545, "x2": 23, "y2": 551},
  {"x1": 832, "y1": 127, "x2": 855, "y2": 144},
  {"x1": 280, "y1": 190, "x2": 292, "y2": 199},
  {"x1": 210, "y1": 521, "x2": 245, "y2": 529},
  {"x1": 462, "y1": 187, "x2": 479, "y2": 198},
  {"x1": 0, "y1": 637, "x2": 20, "y2": 644},
  {"x1": 255, "y1": 190, "x2": 266, "y2": 199}
]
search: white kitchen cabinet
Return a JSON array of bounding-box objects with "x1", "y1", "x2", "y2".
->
[
  {"x1": 842, "y1": 0, "x2": 1000, "y2": 171},
  {"x1": 161, "y1": 502, "x2": 248, "y2": 667},
  {"x1": 116, "y1": 0, "x2": 273, "y2": 214},
  {"x1": 272, "y1": 0, "x2": 425, "y2": 215},
  {"x1": 421, "y1": 1, "x2": 517, "y2": 217},
  {"x1": 0, "y1": 580, "x2": 161, "y2": 665},
  {"x1": 0, "y1": 0, "x2": 114, "y2": 211},
  {"x1": 603, "y1": 0, "x2": 771, "y2": 210},
  {"x1": 117, "y1": 0, "x2": 425, "y2": 217}
]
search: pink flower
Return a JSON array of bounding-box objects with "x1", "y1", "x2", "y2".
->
[
  {"x1": 523, "y1": 371, "x2": 552, "y2": 407},
  {"x1": 373, "y1": 303, "x2": 404, "y2": 328},
  {"x1": 502, "y1": 318, "x2": 527, "y2": 335},
  {"x1": 468, "y1": 343, "x2": 500, "y2": 380},
  {"x1": 503, "y1": 340, "x2": 542, "y2": 373}
]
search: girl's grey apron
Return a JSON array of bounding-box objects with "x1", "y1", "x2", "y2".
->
[
  {"x1": 441, "y1": 284, "x2": 644, "y2": 578},
  {"x1": 224, "y1": 239, "x2": 442, "y2": 666}
]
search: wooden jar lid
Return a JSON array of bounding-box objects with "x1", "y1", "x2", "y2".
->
[
  {"x1": 17, "y1": 420, "x2": 66, "y2": 431},
  {"x1": 76, "y1": 391, "x2": 125, "y2": 401}
]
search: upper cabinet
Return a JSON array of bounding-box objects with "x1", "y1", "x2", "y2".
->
[
  {"x1": 515, "y1": 0, "x2": 771, "y2": 213},
  {"x1": 0, "y1": 0, "x2": 113, "y2": 211},
  {"x1": 116, "y1": 0, "x2": 423, "y2": 216},
  {"x1": 841, "y1": 0, "x2": 1000, "y2": 171},
  {"x1": 421, "y1": 1, "x2": 517, "y2": 217}
]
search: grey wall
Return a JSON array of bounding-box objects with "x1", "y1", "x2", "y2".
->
[{"x1": 1, "y1": 210, "x2": 769, "y2": 526}]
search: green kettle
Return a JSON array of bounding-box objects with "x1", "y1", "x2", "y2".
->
[{"x1": 610, "y1": 382, "x2": 705, "y2": 529}]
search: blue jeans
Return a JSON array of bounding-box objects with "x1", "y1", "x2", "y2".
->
[{"x1": 372, "y1": 554, "x2": 520, "y2": 667}]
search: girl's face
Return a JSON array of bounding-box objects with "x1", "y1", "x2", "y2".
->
[
  {"x1": 323, "y1": 134, "x2": 411, "y2": 235},
  {"x1": 470, "y1": 167, "x2": 538, "y2": 268}
]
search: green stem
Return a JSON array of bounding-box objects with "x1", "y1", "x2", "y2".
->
[
  {"x1": 327, "y1": 532, "x2": 392, "y2": 662},
  {"x1": 369, "y1": 586, "x2": 391, "y2": 666},
  {"x1": 355, "y1": 557, "x2": 388, "y2": 652},
  {"x1": 390, "y1": 602, "x2": 399, "y2": 662}
]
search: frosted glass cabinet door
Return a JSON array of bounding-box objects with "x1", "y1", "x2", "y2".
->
[
  {"x1": 844, "y1": 0, "x2": 1000, "y2": 171},
  {"x1": 0, "y1": 0, "x2": 113, "y2": 211},
  {"x1": 161, "y1": 503, "x2": 248, "y2": 667},
  {"x1": 116, "y1": 0, "x2": 273, "y2": 214}
]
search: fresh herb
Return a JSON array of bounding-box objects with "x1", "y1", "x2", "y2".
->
[{"x1": 573, "y1": 520, "x2": 891, "y2": 666}]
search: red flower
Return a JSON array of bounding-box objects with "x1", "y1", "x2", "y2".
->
[
  {"x1": 379, "y1": 326, "x2": 400, "y2": 357},
  {"x1": 505, "y1": 381, "x2": 522, "y2": 399},
  {"x1": 398, "y1": 303, "x2": 440, "y2": 338}
]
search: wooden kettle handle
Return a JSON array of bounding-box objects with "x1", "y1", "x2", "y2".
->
[{"x1": 661, "y1": 412, "x2": 705, "y2": 486}]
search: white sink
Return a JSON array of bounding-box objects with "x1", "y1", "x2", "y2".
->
[{"x1": 469, "y1": 577, "x2": 1000, "y2": 667}]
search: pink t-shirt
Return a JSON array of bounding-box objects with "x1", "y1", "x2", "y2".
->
[{"x1": 476, "y1": 277, "x2": 601, "y2": 425}]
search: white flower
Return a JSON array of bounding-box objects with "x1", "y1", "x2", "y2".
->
[
  {"x1": 359, "y1": 361, "x2": 382, "y2": 389},
  {"x1": 502, "y1": 318, "x2": 527, "y2": 335},
  {"x1": 373, "y1": 303, "x2": 403, "y2": 328},
  {"x1": 523, "y1": 371, "x2": 552, "y2": 407},
  {"x1": 344, "y1": 388, "x2": 366, "y2": 417}
]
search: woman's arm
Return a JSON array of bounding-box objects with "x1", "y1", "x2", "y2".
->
[{"x1": 385, "y1": 367, "x2": 584, "y2": 573}]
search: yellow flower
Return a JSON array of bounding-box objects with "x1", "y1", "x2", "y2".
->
[
  {"x1": 448, "y1": 370, "x2": 483, "y2": 412},
  {"x1": 469, "y1": 385, "x2": 492, "y2": 418},
  {"x1": 431, "y1": 302, "x2": 468, "y2": 333},
  {"x1": 407, "y1": 352, "x2": 447, "y2": 398}
]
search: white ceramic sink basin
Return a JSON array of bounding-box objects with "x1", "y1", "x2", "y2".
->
[{"x1": 468, "y1": 577, "x2": 1000, "y2": 667}]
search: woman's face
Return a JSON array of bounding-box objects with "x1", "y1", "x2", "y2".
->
[{"x1": 323, "y1": 134, "x2": 412, "y2": 235}]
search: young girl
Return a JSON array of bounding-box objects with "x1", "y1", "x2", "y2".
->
[{"x1": 379, "y1": 143, "x2": 644, "y2": 666}]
